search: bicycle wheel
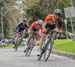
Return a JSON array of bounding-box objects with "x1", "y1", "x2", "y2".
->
[
  {"x1": 25, "y1": 45, "x2": 34, "y2": 56},
  {"x1": 15, "y1": 40, "x2": 19, "y2": 51},
  {"x1": 25, "y1": 46, "x2": 30, "y2": 56},
  {"x1": 38, "y1": 48, "x2": 45, "y2": 61},
  {"x1": 37, "y1": 41, "x2": 49, "y2": 61},
  {"x1": 15, "y1": 39, "x2": 20, "y2": 51},
  {"x1": 25, "y1": 38, "x2": 35, "y2": 56},
  {"x1": 38, "y1": 38, "x2": 53, "y2": 61},
  {"x1": 15, "y1": 37, "x2": 22, "y2": 51},
  {"x1": 43, "y1": 40, "x2": 53, "y2": 61}
]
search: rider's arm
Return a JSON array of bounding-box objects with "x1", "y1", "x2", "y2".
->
[
  {"x1": 15, "y1": 21, "x2": 21, "y2": 29},
  {"x1": 58, "y1": 19, "x2": 63, "y2": 32},
  {"x1": 29, "y1": 22, "x2": 36, "y2": 31},
  {"x1": 25, "y1": 22, "x2": 29, "y2": 28},
  {"x1": 24, "y1": 24, "x2": 28, "y2": 29},
  {"x1": 41, "y1": 22, "x2": 48, "y2": 33},
  {"x1": 24, "y1": 24, "x2": 28, "y2": 32}
]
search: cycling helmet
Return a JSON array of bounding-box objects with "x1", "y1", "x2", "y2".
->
[
  {"x1": 37, "y1": 20, "x2": 43, "y2": 25},
  {"x1": 54, "y1": 9, "x2": 62, "y2": 16},
  {"x1": 22, "y1": 18, "x2": 27, "y2": 22}
]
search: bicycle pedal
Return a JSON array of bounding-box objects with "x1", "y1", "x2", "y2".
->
[
  {"x1": 37, "y1": 54, "x2": 40, "y2": 56},
  {"x1": 24, "y1": 50, "x2": 26, "y2": 52},
  {"x1": 28, "y1": 47, "x2": 30, "y2": 49}
]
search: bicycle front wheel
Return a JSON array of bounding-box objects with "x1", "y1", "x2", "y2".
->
[
  {"x1": 15, "y1": 37, "x2": 22, "y2": 51},
  {"x1": 43, "y1": 40, "x2": 53, "y2": 61},
  {"x1": 15, "y1": 40, "x2": 19, "y2": 51},
  {"x1": 25, "y1": 45, "x2": 34, "y2": 56}
]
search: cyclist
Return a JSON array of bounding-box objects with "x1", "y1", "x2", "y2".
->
[
  {"x1": 38, "y1": 9, "x2": 63, "y2": 55},
  {"x1": 24, "y1": 19, "x2": 43, "y2": 52},
  {"x1": 13, "y1": 19, "x2": 28, "y2": 48}
]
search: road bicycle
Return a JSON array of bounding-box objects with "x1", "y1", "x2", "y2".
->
[
  {"x1": 14, "y1": 32, "x2": 24, "y2": 51},
  {"x1": 38, "y1": 31, "x2": 56, "y2": 61},
  {"x1": 24, "y1": 32, "x2": 36, "y2": 56}
]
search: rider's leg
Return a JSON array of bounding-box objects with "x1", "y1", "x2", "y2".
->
[
  {"x1": 37, "y1": 25, "x2": 47, "y2": 55},
  {"x1": 24, "y1": 33, "x2": 33, "y2": 52},
  {"x1": 22, "y1": 30, "x2": 26, "y2": 37},
  {"x1": 39, "y1": 34, "x2": 46, "y2": 49},
  {"x1": 13, "y1": 32, "x2": 19, "y2": 48},
  {"x1": 15, "y1": 28, "x2": 21, "y2": 43},
  {"x1": 52, "y1": 28, "x2": 59, "y2": 39},
  {"x1": 16, "y1": 33, "x2": 20, "y2": 41},
  {"x1": 37, "y1": 33, "x2": 46, "y2": 56},
  {"x1": 27, "y1": 33, "x2": 33, "y2": 46}
]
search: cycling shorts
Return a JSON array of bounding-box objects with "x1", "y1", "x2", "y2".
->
[
  {"x1": 16, "y1": 28, "x2": 25, "y2": 33},
  {"x1": 41, "y1": 24, "x2": 57, "y2": 34},
  {"x1": 45, "y1": 24, "x2": 56, "y2": 30}
]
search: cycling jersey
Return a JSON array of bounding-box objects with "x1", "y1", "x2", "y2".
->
[
  {"x1": 44, "y1": 14, "x2": 62, "y2": 30},
  {"x1": 44, "y1": 14, "x2": 59, "y2": 24},
  {"x1": 29, "y1": 22, "x2": 42, "y2": 32},
  {"x1": 16, "y1": 22, "x2": 28, "y2": 32}
]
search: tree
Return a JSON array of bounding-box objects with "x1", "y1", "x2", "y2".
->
[
  {"x1": 25, "y1": 0, "x2": 71, "y2": 24},
  {"x1": 0, "y1": 0, "x2": 72, "y2": 38},
  {"x1": 0, "y1": 0, "x2": 24, "y2": 38}
]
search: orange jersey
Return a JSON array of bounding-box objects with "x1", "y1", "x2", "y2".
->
[{"x1": 44, "y1": 14, "x2": 59, "y2": 24}]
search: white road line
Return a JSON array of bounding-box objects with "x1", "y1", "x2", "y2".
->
[{"x1": 51, "y1": 54, "x2": 68, "y2": 59}]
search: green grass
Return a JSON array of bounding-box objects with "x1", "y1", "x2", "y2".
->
[
  {"x1": 53, "y1": 39, "x2": 75, "y2": 53},
  {"x1": 0, "y1": 39, "x2": 75, "y2": 53},
  {"x1": 0, "y1": 44, "x2": 14, "y2": 48},
  {"x1": 0, "y1": 44, "x2": 24, "y2": 48}
]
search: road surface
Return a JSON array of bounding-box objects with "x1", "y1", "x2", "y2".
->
[{"x1": 0, "y1": 46, "x2": 75, "y2": 67}]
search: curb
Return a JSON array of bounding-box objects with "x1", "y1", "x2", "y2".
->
[{"x1": 52, "y1": 50, "x2": 75, "y2": 59}]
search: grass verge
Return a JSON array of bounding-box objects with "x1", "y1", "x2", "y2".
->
[
  {"x1": 0, "y1": 39, "x2": 75, "y2": 53},
  {"x1": 53, "y1": 39, "x2": 75, "y2": 53},
  {"x1": 0, "y1": 44, "x2": 14, "y2": 48}
]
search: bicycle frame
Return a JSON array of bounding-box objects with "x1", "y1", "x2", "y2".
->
[
  {"x1": 14, "y1": 31, "x2": 25, "y2": 51},
  {"x1": 38, "y1": 30, "x2": 55, "y2": 61},
  {"x1": 25, "y1": 33, "x2": 36, "y2": 56}
]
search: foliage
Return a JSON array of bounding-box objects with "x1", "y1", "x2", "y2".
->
[
  {"x1": 0, "y1": 0, "x2": 72, "y2": 38},
  {"x1": 0, "y1": 0, "x2": 24, "y2": 38},
  {"x1": 26, "y1": 0, "x2": 71, "y2": 24}
]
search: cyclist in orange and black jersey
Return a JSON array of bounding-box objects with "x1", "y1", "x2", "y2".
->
[{"x1": 38, "y1": 9, "x2": 63, "y2": 55}]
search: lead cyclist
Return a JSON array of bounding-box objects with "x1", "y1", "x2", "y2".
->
[{"x1": 37, "y1": 9, "x2": 63, "y2": 56}]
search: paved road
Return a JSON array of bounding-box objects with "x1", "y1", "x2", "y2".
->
[{"x1": 0, "y1": 47, "x2": 75, "y2": 67}]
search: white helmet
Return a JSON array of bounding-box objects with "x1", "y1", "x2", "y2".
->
[{"x1": 37, "y1": 19, "x2": 43, "y2": 25}]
